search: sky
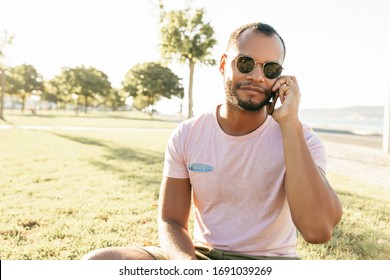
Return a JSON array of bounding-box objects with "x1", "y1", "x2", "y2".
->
[{"x1": 1, "y1": 0, "x2": 389, "y2": 115}]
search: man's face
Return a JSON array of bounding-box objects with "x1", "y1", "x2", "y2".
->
[
  {"x1": 221, "y1": 30, "x2": 284, "y2": 112},
  {"x1": 224, "y1": 78, "x2": 274, "y2": 112}
]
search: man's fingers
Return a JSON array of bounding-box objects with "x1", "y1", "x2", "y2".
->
[{"x1": 272, "y1": 76, "x2": 298, "y2": 92}]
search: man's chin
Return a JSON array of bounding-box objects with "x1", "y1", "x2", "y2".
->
[
  {"x1": 226, "y1": 89, "x2": 272, "y2": 112},
  {"x1": 237, "y1": 100, "x2": 268, "y2": 112}
]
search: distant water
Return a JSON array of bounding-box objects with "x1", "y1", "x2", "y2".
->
[
  {"x1": 301, "y1": 117, "x2": 384, "y2": 136},
  {"x1": 299, "y1": 106, "x2": 385, "y2": 136}
]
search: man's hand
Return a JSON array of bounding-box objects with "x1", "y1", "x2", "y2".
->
[{"x1": 269, "y1": 76, "x2": 301, "y2": 124}]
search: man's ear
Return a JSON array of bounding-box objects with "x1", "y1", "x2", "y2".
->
[{"x1": 219, "y1": 54, "x2": 227, "y2": 75}]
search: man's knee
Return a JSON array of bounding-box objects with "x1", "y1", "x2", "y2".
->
[{"x1": 82, "y1": 247, "x2": 155, "y2": 260}]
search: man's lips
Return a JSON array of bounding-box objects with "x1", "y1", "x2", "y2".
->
[{"x1": 238, "y1": 85, "x2": 265, "y2": 95}]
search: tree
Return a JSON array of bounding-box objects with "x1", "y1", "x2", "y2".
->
[
  {"x1": 49, "y1": 66, "x2": 112, "y2": 113},
  {"x1": 41, "y1": 80, "x2": 59, "y2": 105},
  {"x1": 6, "y1": 64, "x2": 44, "y2": 113},
  {"x1": 0, "y1": 30, "x2": 13, "y2": 120},
  {"x1": 159, "y1": 3, "x2": 217, "y2": 118},
  {"x1": 103, "y1": 88, "x2": 127, "y2": 111},
  {"x1": 47, "y1": 74, "x2": 72, "y2": 111},
  {"x1": 122, "y1": 62, "x2": 184, "y2": 115}
]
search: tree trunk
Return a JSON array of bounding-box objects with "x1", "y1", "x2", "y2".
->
[
  {"x1": 187, "y1": 60, "x2": 195, "y2": 119},
  {"x1": 75, "y1": 99, "x2": 79, "y2": 115},
  {"x1": 148, "y1": 96, "x2": 153, "y2": 116},
  {"x1": 0, "y1": 66, "x2": 5, "y2": 120},
  {"x1": 383, "y1": 86, "x2": 390, "y2": 153},
  {"x1": 21, "y1": 93, "x2": 26, "y2": 114},
  {"x1": 84, "y1": 95, "x2": 88, "y2": 113}
]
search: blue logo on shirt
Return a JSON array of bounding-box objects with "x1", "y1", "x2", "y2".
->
[{"x1": 188, "y1": 163, "x2": 214, "y2": 172}]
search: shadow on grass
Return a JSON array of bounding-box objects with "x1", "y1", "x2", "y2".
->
[
  {"x1": 53, "y1": 133, "x2": 165, "y2": 187},
  {"x1": 57, "y1": 134, "x2": 109, "y2": 147}
]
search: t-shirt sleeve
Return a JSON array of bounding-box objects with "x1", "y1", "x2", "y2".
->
[
  {"x1": 303, "y1": 124, "x2": 327, "y2": 172},
  {"x1": 162, "y1": 122, "x2": 190, "y2": 179}
]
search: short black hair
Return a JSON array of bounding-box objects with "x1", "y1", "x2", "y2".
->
[{"x1": 226, "y1": 22, "x2": 286, "y2": 59}]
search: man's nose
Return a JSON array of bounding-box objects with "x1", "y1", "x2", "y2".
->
[{"x1": 247, "y1": 63, "x2": 265, "y2": 82}]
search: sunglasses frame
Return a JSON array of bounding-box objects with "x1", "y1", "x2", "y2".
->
[{"x1": 234, "y1": 55, "x2": 283, "y2": 79}]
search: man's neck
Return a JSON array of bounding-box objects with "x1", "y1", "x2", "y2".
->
[{"x1": 217, "y1": 103, "x2": 269, "y2": 136}]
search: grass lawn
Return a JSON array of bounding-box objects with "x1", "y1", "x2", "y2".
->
[{"x1": 1, "y1": 111, "x2": 389, "y2": 259}]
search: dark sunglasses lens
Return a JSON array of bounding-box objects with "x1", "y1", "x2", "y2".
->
[
  {"x1": 264, "y1": 62, "x2": 283, "y2": 79},
  {"x1": 236, "y1": 56, "x2": 255, "y2": 73}
]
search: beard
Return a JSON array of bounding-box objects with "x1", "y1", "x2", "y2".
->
[{"x1": 224, "y1": 80, "x2": 274, "y2": 112}]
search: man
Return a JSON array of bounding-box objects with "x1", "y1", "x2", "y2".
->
[{"x1": 83, "y1": 22, "x2": 342, "y2": 260}]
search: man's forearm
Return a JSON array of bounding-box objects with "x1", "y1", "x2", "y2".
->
[
  {"x1": 159, "y1": 219, "x2": 197, "y2": 260},
  {"x1": 280, "y1": 120, "x2": 342, "y2": 243}
]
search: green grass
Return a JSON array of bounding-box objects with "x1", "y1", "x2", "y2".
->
[
  {"x1": 297, "y1": 173, "x2": 389, "y2": 259},
  {"x1": 2, "y1": 109, "x2": 181, "y2": 128},
  {"x1": 1, "y1": 111, "x2": 389, "y2": 259}
]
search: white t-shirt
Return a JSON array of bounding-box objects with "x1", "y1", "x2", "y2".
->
[{"x1": 163, "y1": 105, "x2": 326, "y2": 257}]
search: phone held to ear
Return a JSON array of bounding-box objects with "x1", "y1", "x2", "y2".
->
[{"x1": 267, "y1": 91, "x2": 279, "y2": 115}]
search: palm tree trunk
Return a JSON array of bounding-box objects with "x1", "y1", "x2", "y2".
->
[
  {"x1": 0, "y1": 66, "x2": 5, "y2": 120},
  {"x1": 187, "y1": 60, "x2": 195, "y2": 119}
]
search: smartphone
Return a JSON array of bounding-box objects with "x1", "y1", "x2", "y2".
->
[{"x1": 267, "y1": 91, "x2": 279, "y2": 115}]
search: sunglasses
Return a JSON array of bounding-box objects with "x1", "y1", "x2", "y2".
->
[{"x1": 234, "y1": 55, "x2": 283, "y2": 79}]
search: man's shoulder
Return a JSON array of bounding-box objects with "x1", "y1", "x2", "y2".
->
[
  {"x1": 168, "y1": 109, "x2": 216, "y2": 147},
  {"x1": 176, "y1": 109, "x2": 215, "y2": 132}
]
